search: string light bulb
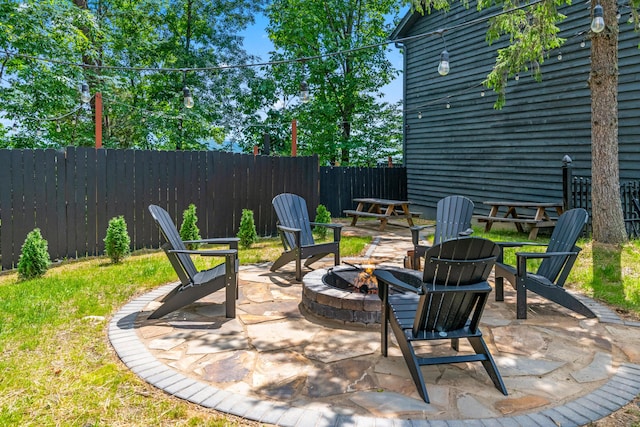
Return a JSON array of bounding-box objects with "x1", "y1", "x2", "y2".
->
[
  {"x1": 438, "y1": 50, "x2": 450, "y2": 76},
  {"x1": 591, "y1": 3, "x2": 605, "y2": 33},
  {"x1": 299, "y1": 81, "x2": 310, "y2": 103},
  {"x1": 418, "y1": 112, "x2": 422, "y2": 119},
  {"x1": 183, "y1": 87, "x2": 194, "y2": 108},
  {"x1": 80, "y1": 83, "x2": 91, "y2": 104}
]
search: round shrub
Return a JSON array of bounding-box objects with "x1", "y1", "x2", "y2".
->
[{"x1": 17, "y1": 228, "x2": 51, "y2": 280}]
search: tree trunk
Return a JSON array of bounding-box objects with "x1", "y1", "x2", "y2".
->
[
  {"x1": 341, "y1": 118, "x2": 351, "y2": 164},
  {"x1": 589, "y1": 0, "x2": 627, "y2": 244}
]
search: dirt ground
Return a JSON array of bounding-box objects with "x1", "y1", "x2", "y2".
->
[{"x1": 591, "y1": 395, "x2": 640, "y2": 426}]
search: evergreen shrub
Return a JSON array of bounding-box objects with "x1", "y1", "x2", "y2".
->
[
  {"x1": 180, "y1": 204, "x2": 201, "y2": 250},
  {"x1": 237, "y1": 209, "x2": 258, "y2": 249},
  {"x1": 314, "y1": 204, "x2": 332, "y2": 240},
  {"x1": 104, "y1": 216, "x2": 131, "y2": 263},
  {"x1": 17, "y1": 228, "x2": 51, "y2": 280}
]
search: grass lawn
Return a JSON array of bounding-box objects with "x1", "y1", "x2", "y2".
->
[
  {"x1": 0, "y1": 234, "x2": 370, "y2": 426},
  {"x1": 0, "y1": 227, "x2": 638, "y2": 426}
]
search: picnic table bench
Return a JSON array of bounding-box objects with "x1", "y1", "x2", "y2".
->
[
  {"x1": 474, "y1": 200, "x2": 564, "y2": 239},
  {"x1": 344, "y1": 198, "x2": 420, "y2": 231}
]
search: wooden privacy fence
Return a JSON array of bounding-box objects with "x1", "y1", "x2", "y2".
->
[
  {"x1": 0, "y1": 147, "x2": 319, "y2": 270},
  {"x1": 318, "y1": 166, "x2": 407, "y2": 217},
  {"x1": 0, "y1": 147, "x2": 408, "y2": 270}
]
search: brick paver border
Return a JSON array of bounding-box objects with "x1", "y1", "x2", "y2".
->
[{"x1": 109, "y1": 282, "x2": 640, "y2": 427}]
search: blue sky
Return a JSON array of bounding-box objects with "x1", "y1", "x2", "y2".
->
[{"x1": 238, "y1": 13, "x2": 405, "y2": 104}]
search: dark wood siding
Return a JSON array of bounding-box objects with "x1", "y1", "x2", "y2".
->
[{"x1": 397, "y1": 2, "x2": 640, "y2": 217}]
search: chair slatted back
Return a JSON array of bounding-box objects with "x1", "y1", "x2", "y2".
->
[
  {"x1": 149, "y1": 205, "x2": 198, "y2": 284},
  {"x1": 415, "y1": 237, "x2": 499, "y2": 335},
  {"x1": 434, "y1": 195, "x2": 474, "y2": 245},
  {"x1": 537, "y1": 208, "x2": 588, "y2": 284},
  {"x1": 272, "y1": 193, "x2": 315, "y2": 249}
]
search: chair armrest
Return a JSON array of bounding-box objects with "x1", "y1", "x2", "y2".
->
[
  {"x1": 496, "y1": 241, "x2": 548, "y2": 249},
  {"x1": 428, "y1": 281, "x2": 492, "y2": 294},
  {"x1": 459, "y1": 228, "x2": 474, "y2": 236},
  {"x1": 277, "y1": 225, "x2": 301, "y2": 234},
  {"x1": 168, "y1": 249, "x2": 237, "y2": 257},
  {"x1": 513, "y1": 251, "x2": 578, "y2": 280},
  {"x1": 276, "y1": 224, "x2": 302, "y2": 249},
  {"x1": 184, "y1": 238, "x2": 240, "y2": 249},
  {"x1": 309, "y1": 222, "x2": 343, "y2": 230},
  {"x1": 410, "y1": 224, "x2": 435, "y2": 232},
  {"x1": 515, "y1": 251, "x2": 578, "y2": 260},
  {"x1": 374, "y1": 269, "x2": 421, "y2": 294},
  {"x1": 410, "y1": 224, "x2": 435, "y2": 246}
]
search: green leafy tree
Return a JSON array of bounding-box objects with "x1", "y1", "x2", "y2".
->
[
  {"x1": 0, "y1": 1, "x2": 98, "y2": 148},
  {"x1": 180, "y1": 204, "x2": 201, "y2": 250},
  {"x1": 104, "y1": 216, "x2": 131, "y2": 263},
  {"x1": 407, "y1": 0, "x2": 629, "y2": 243},
  {"x1": 265, "y1": 0, "x2": 402, "y2": 165},
  {"x1": 17, "y1": 228, "x2": 51, "y2": 280},
  {"x1": 0, "y1": 0, "x2": 264, "y2": 151},
  {"x1": 313, "y1": 204, "x2": 332, "y2": 240},
  {"x1": 237, "y1": 209, "x2": 258, "y2": 249}
]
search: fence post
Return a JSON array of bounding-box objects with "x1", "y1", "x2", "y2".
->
[{"x1": 562, "y1": 155, "x2": 573, "y2": 211}]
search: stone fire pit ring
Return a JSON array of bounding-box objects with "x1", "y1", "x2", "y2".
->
[{"x1": 301, "y1": 266, "x2": 383, "y2": 326}]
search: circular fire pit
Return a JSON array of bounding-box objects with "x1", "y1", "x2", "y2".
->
[{"x1": 302, "y1": 266, "x2": 382, "y2": 326}]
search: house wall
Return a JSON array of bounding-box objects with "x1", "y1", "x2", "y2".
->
[{"x1": 397, "y1": 2, "x2": 640, "y2": 218}]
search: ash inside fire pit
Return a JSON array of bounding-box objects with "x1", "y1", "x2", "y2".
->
[{"x1": 324, "y1": 267, "x2": 378, "y2": 294}]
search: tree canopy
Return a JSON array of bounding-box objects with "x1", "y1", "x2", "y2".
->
[
  {"x1": 0, "y1": 0, "x2": 264, "y2": 150},
  {"x1": 258, "y1": 0, "x2": 403, "y2": 165}
]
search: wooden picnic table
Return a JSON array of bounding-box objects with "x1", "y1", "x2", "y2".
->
[
  {"x1": 474, "y1": 200, "x2": 564, "y2": 239},
  {"x1": 343, "y1": 198, "x2": 419, "y2": 231}
]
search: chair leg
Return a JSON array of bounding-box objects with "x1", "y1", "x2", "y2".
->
[
  {"x1": 295, "y1": 250, "x2": 302, "y2": 281},
  {"x1": 495, "y1": 276, "x2": 504, "y2": 301},
  {"x1": 381, "y1": 301, "x2": 389, "y2": 357},
  {"x1": 526, "y1": 281, "x2": 597, "y2": 319},
  {"x1": 389, "y1": 319, "x2": 430, "y2": 403},
  {"x1": 516, "y1": 257, "x2": 528, "y2": 319},
  {"x1": 225, "y1": 277, "x2": 236, "y2": 319},
  {"x1": 467, "y1": 336, "x2": 508, "y2": 396}
]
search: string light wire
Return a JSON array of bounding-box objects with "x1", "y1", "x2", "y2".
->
[
  {"x1": 2, "y1": 0, "x2": 587, "y2": 126},
  {"x1": 0, "y1": 0, "x2": 545, "y2": 75}
]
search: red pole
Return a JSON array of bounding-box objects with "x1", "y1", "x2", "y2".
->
[
  {"x1": 253, "y1": 145, "x2": 259, "y2": 156},
  {"x1": 291, "y1": 119, "x2": 297, "y2": 157},
  {"x1": 95, "y1": 92, "x2": 103, "y2": 148}
]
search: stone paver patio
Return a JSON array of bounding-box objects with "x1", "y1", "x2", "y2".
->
[{"x1": 108, "y1": 222, "x2": 640, "y2": 426}]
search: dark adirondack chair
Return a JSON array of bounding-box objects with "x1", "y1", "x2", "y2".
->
[
  {"x1": 408, "y1": 195, "x2": 474, "y2": 270},
  {"x1": 374, "y1": 237, "x2": 507, "y2": 403},
  {"x1": 271, "y1": 193, "x2": 342, "y2": 281},
  {"x1": 148, "y1": 205, "x2": 238, "y2": 319},
  {"x1": 494, "y1": 208, "x2": 595, "y2": 319}
]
